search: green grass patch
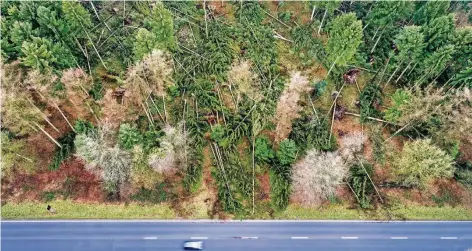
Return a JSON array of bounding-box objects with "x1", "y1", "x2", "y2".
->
[
  {"x1": 131, "y1": 183, "x2": 168, "y2": 204},
  {"x1": 274, "y1": 204, "x2": 472, "y2": 220},
  {"x1": 275, "y1": 205, "x2": 364, "y2": 220},
  {"x1": 389, "y1": 205, "x2": 472, "y2": 220},
  {"x1": 1, "y1": 200, "x2": 176, "y2": 219},
  {"x1": 3, "y1": 200, "x2": 471, "y2": 220}
]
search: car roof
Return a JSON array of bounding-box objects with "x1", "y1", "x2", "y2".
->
[{"x1": 183, "y1": 241, "x2": 202, "y2": 248}]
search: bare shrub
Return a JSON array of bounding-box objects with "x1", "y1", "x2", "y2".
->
[
  {"x1": 339, "y1": 132, "x2": 365, "y2": 162},
  {"x1": 1, "y1": 62, "x2": 44, "y2": 135},
  {"x1": 125, "y1": 49, "x2": 174, "y2": 102},
  {"x1": 440, "y1": 87, "x2": 472, "y2": 143},
  {"x1": 24, "y1": 70, "x2": 58, "y2": 95},
  {"x1": 131, "y1": 146, "x2": 162, "y2": 190},
  {"x1": 100, "y1": 89, "x2": 136, "y2": 128},
  {"x1": 100, "y1": 146, "x2": 132, "y2": 185},
  {"x1": 292, "y1": 149, "x2": 348, "y2": 206},
  {"x1": 274, "y1": 71, "x2": 311, "y2": 143},
  {"x1": 392, "y1": 139, "x2": 454, "y2": 188},
  {"x1": 74, "y1": 123, "x2": 131, "y2": 187},
  {"x1": 148, "y1": 122, "x2": 190, "y2": 174},
  {"x1": 74, "y1": 133, "x2": 102, "y2": 170},
  {"x1": 61, "y1": 68, "x2": 93, "y2": 118},
  {"x1": 227, "y1": 59, "x2": 260, "y2": 102}
]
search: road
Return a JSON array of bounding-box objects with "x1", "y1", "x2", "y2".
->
[{"x1": 2, "y1": 220, "x2": 472, "y2": 251}]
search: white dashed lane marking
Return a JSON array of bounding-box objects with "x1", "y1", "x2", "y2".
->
[
  {"x1": 440, "y1": 237, "x2": 458, "y2": 240},
  {"x1": 143, "y1": 237, "x2": 158, "y2": 240},
  {"x1": 190, "y1": 237, "x2": 208, "y2": 240},
  {"x1": 341, "y1": 237, "x2": 358, "y2": 239},
  {"x1": 291, "y1": 237, "x2": 309, "y2": 239},
  {"x1": 391, "y1": 237, "x2": 408, "y2": 239}
]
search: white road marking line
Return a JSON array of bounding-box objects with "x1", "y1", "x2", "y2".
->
[
  {"x1": 241, "y1": 237, "x2": 258, "y2": 239},
  {"x1": 341, "y1": 237, "x2": 358, "y2": 239},
  {"x1": 391, "y1": 237, "x2": 408, "y2": 239},
  {"x1": 143, "y1": 237, "x2": 158, "y2": 240},
  {"x1": 440, "y1": 237, "x2": 458, "y2": 240},
  {"x1": 291, "y1": 237, "x2": 309, "y2": 239},
  {"x1": 190, "y1": 237, "x2": 208, "y2": 240}
]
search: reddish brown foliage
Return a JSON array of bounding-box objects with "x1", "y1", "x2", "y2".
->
[
  {"x1": 2, "y1": 158, "x2": 103, "y2": 203},
  {"x1": 258, "y1": 172, "x2": 270, "y2": 201}
]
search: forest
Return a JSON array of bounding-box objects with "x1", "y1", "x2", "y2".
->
[{"x1": 1, "y1": 1, "x2": 472, "y2": 219}]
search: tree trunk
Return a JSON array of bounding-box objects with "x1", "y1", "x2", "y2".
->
[
  {"x1": 204, "y1": 0, "x2": 208, "y2": 38},
  {"x1": 262, "y1": 9, "x2": 291, "y2": 29},
  {"x1": 162, "y1": 96, "x2": 168, "y2": 124},
  {"x1": 326, "y1": 56, "x2": 339, "y2": 78},
  {"x1": 395, "y1": 61, "x2": 412, "y2": 83},
  {"x1": 54, "y1": 103, "x2": 76, "y2": 133},
  {"x1": 318, "y1": 9, "x2": 327, "y2": 34},
  {"x1": 28, "y1": 99, "x2": 60, "y2": 133},
  {"x1": 357, "y1": 157, "x2": 384, "y2": 204},
  {"x1": 345, "y1": 112, "x2": 394, "y2": 125},
  {"x1": 328, "y1": 83, "x2": 345, "y2": 143},
  {"x1": 384, "y1": 60, "x2": 404, "y2": 90},
  {"x1": 141, "y1": 102, "x2": 154, "y2": 127},
  {"x1": 33, "y1": 122, "x2": 62, "y2": 148},
  {"x1": 370, "y1": 32, "x2": 383, "y2": 53},
  {"x1": 311, "y1": 5, "x2": 316, "y2": 21},
  {"x1": 377, "y1": 55, "x2": 392, "y2": 85}
]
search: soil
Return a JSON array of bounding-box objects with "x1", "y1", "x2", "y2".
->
[
  {"x1": 200, "y1": 145, "x2": 219, "y2": 218},
  {"x1": 335, "y1": 186, "x2": 356, "y2": 205},
  {"x1": 24, "y1": 107, "x2": 74, "y2": 171},
  {"x1": 207, "y1": 1, "x2": 232, "y2": 17},
  {"x1": 459, "y1": 140, "x2": 472, "y2": 162},
  {"x1": 2, "y1": 157, "x2": 103, "y2": 203},
  {"x1": 332, "y1": 115, "x2": 374, "y2": 162},
  {"x1": 454, "y1": 9, "x2": 471, "y2": 28},
  {"x1": 257, "y1": 172, "x2": 271, "y2": 201},
  {"x1": 380, "y1": 179, "x2": 470, "y2": 208},
  {"x1": 274, "y1": 71, "x2": 310, "y2": 144}
]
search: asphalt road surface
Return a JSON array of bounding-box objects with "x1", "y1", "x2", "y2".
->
[{"x1": 2, "y1": 220, "x2": 472, "y2": 251}]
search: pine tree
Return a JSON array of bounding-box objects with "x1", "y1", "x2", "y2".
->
[
  {"x1": 394, "y1": 26, "x2": 426, "y2": 64},
  {"x1": 368, "y1": 1, "x2": 414, "y2": 27},
  {"x1": 450, "y1": 66, "x2": 472, "y2": 88},
  {"x1": 316, "y1": 1, "x2": 341, "y2": 34},
  {"x1": 133, "y1": 28, "x2": 159, "y2": 61},
  {"x1": 147, "y1": 3, "x2": 175, "y2": 50},
  {"x1": 422, "y1": 14, "x2": 455, "y2": 52},
  {"x1": 452, "y1": 27, "x2": 472, "y2": 69},
  {"x1": 276, "y1": 139, "x2": 298, "y2": 166},
  {"x1": 326, "y1": 13, "x2": 363, "y2": 68},
  {"x1": 20, "y1": 37, "x2": 56, "y2": 72},
  {"x1": 62, "y1": 0, "x2": 93, "y2": 39},
  {"x1": 9, "y1": 21, "x2": 36, "y2": 52},
  {"x1": 413, "y1": 0, "x2": 450, "y2": 25},
  {"x1": 420, "y1": 44, "x2": 455, "y2": 83}
]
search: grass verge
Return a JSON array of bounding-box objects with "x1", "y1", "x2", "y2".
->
[
  {"x1": 2, "y1": 200, "x2": 472, "y2": 220},
  {"x1": 275, "y1": 204, "x2": 472, "y2": 220},
  {"x1": 1, "y1": 200, "x2": 176, "y2": 219}
]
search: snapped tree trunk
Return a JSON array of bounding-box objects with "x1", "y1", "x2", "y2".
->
[
  {"x1": 318, "y1": 9, "x2": 327, "y2": 34},
  {"x1": 33, "y1": 122, "x2": 62, "y2": 148},
  {"x1": 311, "y1": 5, "x2": 316, "y2": 21}
]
